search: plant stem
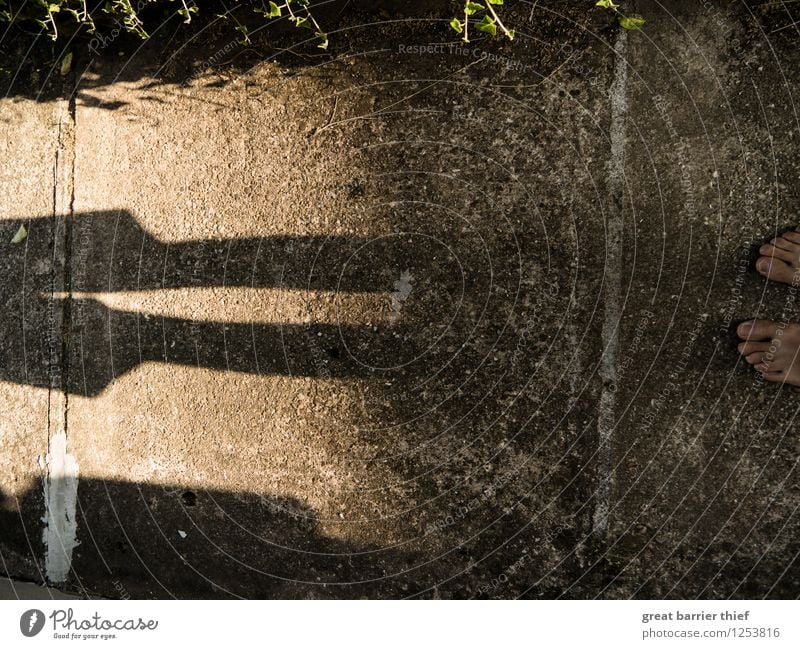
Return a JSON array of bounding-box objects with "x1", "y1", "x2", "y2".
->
[{"x1": 485, "y1": 1, "x2": 513, "y2": 39}]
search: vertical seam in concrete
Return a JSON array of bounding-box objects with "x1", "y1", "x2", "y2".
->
[
  {"x1": 593, "y1": 27, "x2": 628, "y2": 538},
  {"x1": 43, "y1": 85, "x2": 78, "y2": 584}
]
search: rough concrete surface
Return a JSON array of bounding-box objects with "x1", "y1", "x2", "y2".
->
[{"x1": 0, "y1": 0, "x2": 798, "y2": 598}]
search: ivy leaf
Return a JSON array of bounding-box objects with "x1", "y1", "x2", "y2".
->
[
  {"x1": 487, "y1": 0, "x2": 503, "y2": 4},
  {"x1": 316, "y1": 31, "x2": 328, "y2": 49},
  {"x1": 475, "y1": 15, "x2": 496, "y2": 36},
  {"x1": 595, "y1": 0, "x2": 619, "y2": 8},
  {"x1": 11, "y1": 224, "x2": 27, "y2": 244},
  {"x1": 235, "y1": 24, "x2": 250, "y2": 44},
  {"x1": 464, "y1": 2, "x2": 484, "y2": 16},
  {"x1": 60, "y1": 52, "x2": 73, "y2": 76},
  {"x1": 450, "y1": 17, "x2": 463, "y2": 33},
  {"x1": 268, "y1": 1, "x2": 281, "y2": 17},
  {"x1": 618, "y1": 15, "x2": 645, "y2": 30}
]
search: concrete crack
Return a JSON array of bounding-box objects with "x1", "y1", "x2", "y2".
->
[{"x1": 43, "y1": 70, "x2": 78, "y2": 584}]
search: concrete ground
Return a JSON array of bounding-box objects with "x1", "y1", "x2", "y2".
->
[
  {"x1": 0, "y1": 0, "x2": 798, "y2": 598},
  {"x1": 0, "y1": 578, "x2": 78, "y2": 600}
]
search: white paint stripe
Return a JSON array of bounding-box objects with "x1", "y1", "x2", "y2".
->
[
  {"x1": 43, "y1": 430, "x2": 79, "y2": 583},
  {"x1": 593, "y1": 28, "x2": 629, "y2": 536}
]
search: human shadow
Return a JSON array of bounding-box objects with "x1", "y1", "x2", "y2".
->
[
  {"x1": 2, "y1": 474, "x2": 796, "y2": 599},
  {"x1": 0, "y1": 209, "x2": 473, "y2": 396},
  {"x1": 0, "y1": 479, "x2": 418, "y2": 599}
]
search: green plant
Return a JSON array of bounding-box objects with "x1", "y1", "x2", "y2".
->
[
  {"x1": 449, "y1": 0, "x2": 645, "y2": 43},
  {"x1": 0, "y1": 0, "x2": 644, "y2": 47},
  {"x1": 252, "y1": 0, "x2": 327, "y2": 49},
  {"x1": 1, "y1": 0, "x2": 330, "y2": 47},
  {"x1": 449, "y1": 1, "x2": 514, "y2": 44},
  {"x1": 595, "y1": 0, "x2": 646, "y2": 30}
]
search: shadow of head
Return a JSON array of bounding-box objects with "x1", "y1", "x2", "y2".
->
[{"x1": 0, "y1": 478, "x2": 422, "y2": 599}]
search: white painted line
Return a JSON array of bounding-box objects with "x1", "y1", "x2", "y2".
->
[
  {"x1": 43, "y1": 430, "x2": 79, "y2": 583},
  {"x1": 594, "y1": 28, "x2": 629, "y2": 536}
]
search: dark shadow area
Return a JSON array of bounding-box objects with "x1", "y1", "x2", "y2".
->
[
  {"x1": 1, "y1": 477, "x2": 797, "y2": 599},
  {"x1": 0, "y1": 0, "x2": 608, "y2": 108},
  {"x1": 0, "y1": 479, "x2": 414, "y2": 599},
  {"x1": 2, "y1": 1, "x2": 796, "y2": 110}
]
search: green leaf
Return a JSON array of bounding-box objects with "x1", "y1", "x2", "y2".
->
[
  {"x1": 464, "y1": 2, "x2": 484, "y2": 16},
  {"x1": 60, "y1": 52, "x2": 73, "y2": 76},
  {"x1": 316, "y1": 31, "x2": 328, "y2": 49},
  {"x1": 619, "y1": 15, "x2": 645, "y2": 30},
  {"x1": 487, "y1": 0, "x2": 503, "y2": 4},
  {"x1": 450, "y1": 17, "x2": 463, "y2": 33},
  {"x1": 48, "y1": 4, "x2": 60, "y2": 13},
  {"x1": 11, "y1": 224, "x2": 27, "y2": 244},
  {"x1": 236, "y1": 25, "x2": 251, "y2": 44},
  {"x1": 475, "y1": 15, "x2": 496, "y2": 36},
  {"x1": 507, "y1": 29, "x2": 515, "y2": 40},
  {"x1": 595, "y1": 0, "x2": 619, "y2": 9},
  {"x1": 293, "y1": 16, "x2": 311, "y2": 28},
  {"x1": 268, "y1": 1, "x2": 281, "y2": 18}
]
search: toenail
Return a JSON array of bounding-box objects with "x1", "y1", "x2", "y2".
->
[
  {"x1": 757, "y1": 258, "x2": 769, "y2": 270},
  {"x1": 760, "y1": 245, "x2": 770, "y2": 254},
  {"x1": 738, "y1": 322, "x2": 752, "y2": 335}
]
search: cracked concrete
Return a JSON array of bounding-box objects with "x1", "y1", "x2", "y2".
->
[{"x1": 0, "y1": 0, "x2": 798, "y2": 598}]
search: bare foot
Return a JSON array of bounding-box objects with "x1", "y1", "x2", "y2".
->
[
  {"x1": 738, "y1": 320, "x2": 800, "y2": 386},
  {"x1": 756, "y1": 230, "x2": 800, "y2": 285}
]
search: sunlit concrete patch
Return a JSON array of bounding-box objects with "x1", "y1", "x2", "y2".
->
[
  {"x1": 0, "y1": 95, "x2": 64, "y2": 584},
  {"x1": 55, "y1": 289, "x2": 393, "y2": 326},
  {"x1": 43, "y1": 430, "x2": 79, "y2": 583},
  {"x1": 60, "y1": 22, "x2": 615, "y2": 597},
  {"x1": 66, "y1": 371, "x2": 406, "y2": 546}
]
